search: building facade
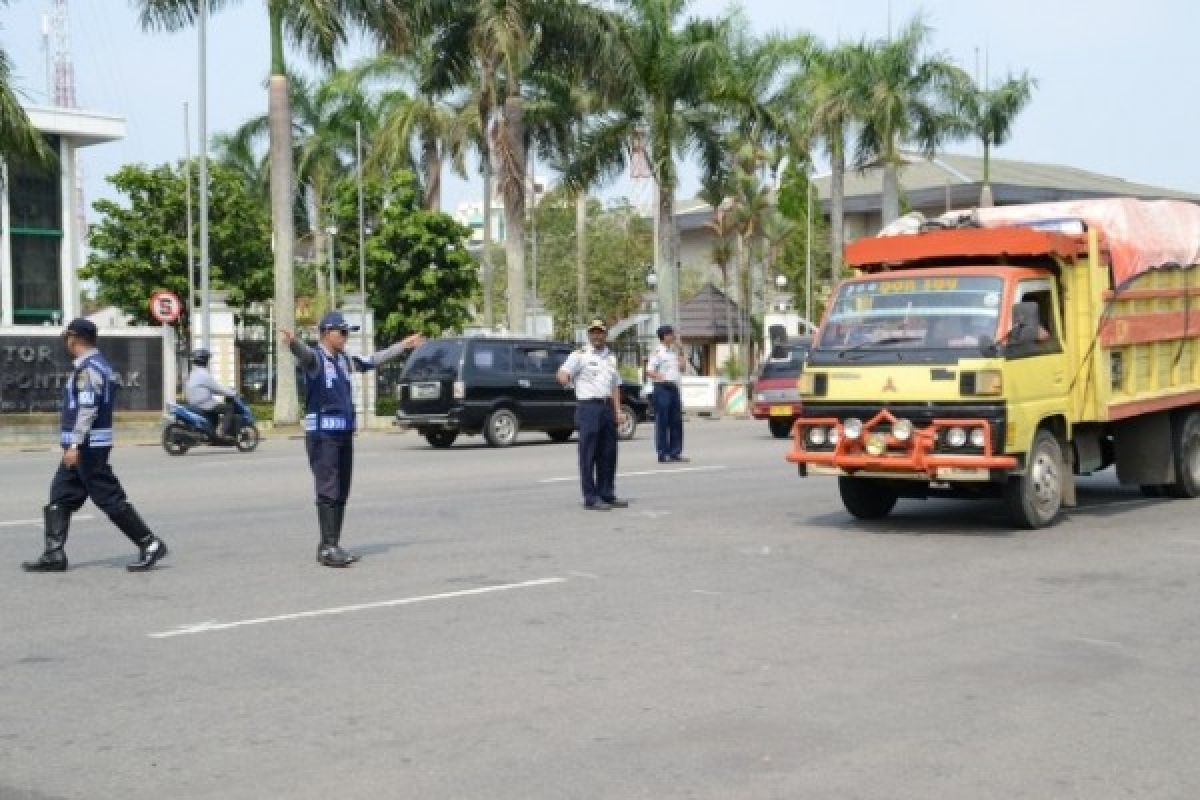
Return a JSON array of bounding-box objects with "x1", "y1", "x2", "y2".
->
[{"x1": 1, "y1": 105, "x2": 125, "y2": 326}]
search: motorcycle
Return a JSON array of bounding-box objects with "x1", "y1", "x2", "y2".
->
[{"x1": 162, "y1": 398, "x2": 260, "y2": 455}]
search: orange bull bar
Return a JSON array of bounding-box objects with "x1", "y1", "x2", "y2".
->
[{"x1": 785, "y1": 409, "x2": 1018, "y2": 476}]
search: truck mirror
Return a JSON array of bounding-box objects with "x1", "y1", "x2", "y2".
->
[{"x1": 1008, "y1": 301, "x2": 1041, "y2": 347}]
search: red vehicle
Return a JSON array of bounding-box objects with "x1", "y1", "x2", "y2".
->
[{"x1": 751, "y1": 338, "x2": 812, "y2": 438}]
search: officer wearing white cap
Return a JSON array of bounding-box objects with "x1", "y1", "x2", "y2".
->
[
  {"x1": 22, "y1": 318, "x2": 168, "y2": 572},
  {"x1": 281, "y1": 311, "x2": 425, "y2": 567},
  {"x1": 557, "y1": 319, "x2": 628, "y2": 511},
  {"x1": 646, "y1": 324, "x2": 687, "y2": 462}
]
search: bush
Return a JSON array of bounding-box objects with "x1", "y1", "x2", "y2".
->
[{"x1": 721, "y1": 354, "x2": 743, "y2": 382}]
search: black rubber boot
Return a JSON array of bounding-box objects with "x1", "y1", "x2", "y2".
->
[
  {"x1": 21, "y1": 504, "x2": 70, "y2": 572},
  {"x1": 110, "y1": 504, "x2": 169, "y2": 572},
  {"x1": 316, "y1": 503, "x2": 356, "y2": 567}
]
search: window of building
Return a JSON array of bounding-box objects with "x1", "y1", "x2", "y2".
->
[{"x1": 8, "y1": 135, "x2": 63, "y2": 324}]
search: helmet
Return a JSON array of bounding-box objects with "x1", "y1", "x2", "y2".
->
[{"x1": 190, "y1": 348, "x2": 211, "y2": 367}]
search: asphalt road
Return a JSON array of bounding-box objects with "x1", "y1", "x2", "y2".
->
[{"x1": 1, "y1": 419, "x2": 1198, "y2": 800}]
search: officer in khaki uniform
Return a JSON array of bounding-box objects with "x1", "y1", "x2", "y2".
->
[{"x1": 557, "y1": 319, "x2": 628, "y2": 511}]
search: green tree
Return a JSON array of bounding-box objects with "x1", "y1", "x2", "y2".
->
[
  {"x1": 0, "y1": 1, "x2": 51, "y2": 164},
  {"x1": 853, "y1": 17, "x2": 969, "y2": 225},
  {"x1": 775, "y1": 159, "x2": 830, "y2": 324},
  {"x1": 951, "y1": 72, "x2": 1036, "y2": 207},
  {"x1": 83, "y1": 162, "x2": 272, "y2": 340},
  {"x1": 329, "y1": 170, "x2": 477, "y2": 344},
  {"x1": 137, "y1": 0, "x2": 377, "y2": 425}
]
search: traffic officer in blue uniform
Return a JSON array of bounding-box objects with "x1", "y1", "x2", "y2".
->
[
  {"x1": 282, "y1": 311, "x2": 424, "y2": 567},
  {"x1": 21, "y1": 318, "x2": 168, "y2": 572},
  {"x1": 646, "y1": 324, "x2": 687, "y2": 462},
  {"x1": 557, "y1": 319, "x2": 628, "y2": 511}
]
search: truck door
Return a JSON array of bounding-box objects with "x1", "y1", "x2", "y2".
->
[{"x1": 1005, "y1": 278, "x2": 1069, "y2": 449}]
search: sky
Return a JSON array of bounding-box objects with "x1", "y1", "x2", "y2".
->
[{"x1": 3, "y1": 0, "x2": 1199, "y2": 220}]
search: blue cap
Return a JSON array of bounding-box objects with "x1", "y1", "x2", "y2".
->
[
  {"x1": 656, "y1": 324, "x2": 674, "y2": 339},
  {"x1": 318, "y1": 311, "x2": 360, "y2": 332},
  {"x1": 64, "y1": 318, "x2": 98, "y2": 340}
]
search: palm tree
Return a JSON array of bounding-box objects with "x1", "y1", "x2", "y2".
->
[
  {"x1": 952, "y1": 72, "x2": 1036, "y2": 207},
  {"x1": 0, "y1": 1, "x2": 51, "y2": 164},
  {"x1": 853, "y1": 17, "x2": 969, "y2": 225},
  {"x1": 385, "y1": 0, "x2": 621, "y2": 334},
  {"x1": 137, "y1": 0, "x2": 375, "y2": 425},
  {"x1": 794, "y1": 41, "x2": 864, "y2": 281},
  {"x1": 565, "y1": 0, "x2": 730, "y2": 327}
]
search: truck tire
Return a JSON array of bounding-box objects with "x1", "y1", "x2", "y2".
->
[
  {"x1": 769, "y1": 418, "x2": 795, "y2": 439},
  {"x1": 1005, "y1": 429, "x2": 1064, "y2": 529},
  {"x1": 483, "y1": 408, "x2": 520, "y2": 447},
  {"x1": 838, "y1": 477, "x2": 898, "y2": 520},
  {"x1": 1166, "y1": 411, "x2": 1200, "y2": 498}
]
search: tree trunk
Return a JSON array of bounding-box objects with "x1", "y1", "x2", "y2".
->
[
  {"x1": 421, "y1": 136, "x2": 441, "y2": 211},
  {"x1": 575, "y1": 191, "x2": 588, "y2": 324},
  {"x1": 267, "y1": 7, "x2": 298, "y2": 425},
  {"x1": 738, "y1": 234, "x2": 752, "y2": 385},
  {"x1": 830, "y1": 146, "x2": 845, "y2": 282},
  {"x1": 980, "y1": 142, "x2": 994, "y2": 207},
  {"x1": 502, "y1": 93, "x2": 526, "y2": 333},
  {"x1": 481, "y1": 153, "x2": 494, "y2": 327},
  {"x1": 881, "y1": 159, "x2": 901, "y2": 225},
  {"x1": 656, "y1": 185, "x2": 678, "y2": 325}
]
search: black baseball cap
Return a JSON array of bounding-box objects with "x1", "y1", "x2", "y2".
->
[
  {"x1": 63, "y1": 318, "x2": 98, "y2": 340},
  {"x1": 656, "y1": 324, "x2": 675, "y2": 339}
]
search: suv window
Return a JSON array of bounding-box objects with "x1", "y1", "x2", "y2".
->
[
  {"x1": 467, "y1": 341, "x2": 513, "y2": 374},
  {"x1": 402, "y1": 339, "x2": 464, "y2": 381},
  {"x1": 515, "y1": 345, "x2": 570, "y2": 375}
]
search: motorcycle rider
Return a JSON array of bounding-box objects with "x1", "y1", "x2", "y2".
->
[{"x1": 185, "y1": 349, "x2": 238, "y2": 438}]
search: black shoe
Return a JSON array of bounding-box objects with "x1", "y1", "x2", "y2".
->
[
  {"x1": 127, "y1": 538, "x2": 168, "y2": 572},
  {"x1": 584, "y1": 501, "x2": 613, "y2": 511},
  {"x1": 22, "y1": 504, "x2": 70, "y2": 572},
  {"x1": 669, "y1": 456, "x2": 690, "y2": 463},
  {"x1": 602, "y1": 498, "x2": 629, "y2": 508},
  {"x1": 658, "y1": 456, "x2": 669, "y2": 463},
  {"x1": 316, "y1": 503, "x2": 358, "y2": 567}
]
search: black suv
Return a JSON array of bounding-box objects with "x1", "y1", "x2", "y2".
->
[{"x1": 394, "y1": 336, "x2": 649, "y2": 448}]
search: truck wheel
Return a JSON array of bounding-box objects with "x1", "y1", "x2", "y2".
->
[
  {"x1": 838, "y1": 477, "x2": 898, "y2": 520},
  {"x1": 483, "y1": 409, "x2": 520, "y2": 447},
  {"x1": 1166, "y1": 411, "x2": 1200, "y2": 498},
  {"x1": 1005, "y1": 429, "x2": 1064, "y2": 529},
  {"x1": 769, "y1": 418, "x2": 794, "y2": 439},
  {"x1": 424, "y1": 430, "x2": 458, "y2": 448}
]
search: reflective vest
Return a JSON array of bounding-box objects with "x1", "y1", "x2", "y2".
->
[
  {"x1": 60, "y1": 352, "x2": 116, "y2": 448},
  {"x1": 303, "y1": 347, "x2": 355, "y2": 435}
]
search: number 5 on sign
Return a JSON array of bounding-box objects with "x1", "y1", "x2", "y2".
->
[{"x1": 149, "y1": 290, "x2": 183, "y2": 325}]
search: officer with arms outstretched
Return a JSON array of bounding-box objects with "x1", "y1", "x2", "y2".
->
[
  {"x1": 185, "y1": 348, "x2": 238, "y2": 437},
  {"x1": 22, "y1": 318, "x2": 169, "y2": 573},
  {"x1": 557, "y1": 319, "x2": 629, "y2": 511},
  {"x1": 281, "y1": 311, "x2": 424, "y2": 567}
]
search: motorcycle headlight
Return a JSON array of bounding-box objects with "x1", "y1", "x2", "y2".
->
[
  {"x1": 969, "y1": 427, "x2": 987, "y2": 448},
  {"x1": 842, "y1": 418, "x2": 864, "y2": 440},
  {"x1": 892, "y1": 418, "x2": 914, "y2": 441},
  {"x1": 807, "y1": 426, "x2": 827, "y2": 446},
  {"x1": 946, "y1": 427, "x2": 968, "y2": 448}
]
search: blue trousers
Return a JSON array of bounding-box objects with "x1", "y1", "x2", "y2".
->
[
  {"x1": 49, "y1": 446, "x2": 129, "y2": 515},
  {"x1": 575, "y1": 400, "x2": 618, "y2": 505},
  {"x1": 306, "y1": 434, "x2": 354, "y2": 506},
  {"x1": 652, "y1": 383, "x2": 684, "y2": 459}
]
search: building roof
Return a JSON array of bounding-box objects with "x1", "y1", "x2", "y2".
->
[
  {"x1": 677, "y1": 283, "x2": 748, "y2": 339},
  {"x1": 673, "y1": 152, "x2": 1200, "y2": 230},
  {"x1": 24, "y1": 105, "x2": 126, "y2": 147}
]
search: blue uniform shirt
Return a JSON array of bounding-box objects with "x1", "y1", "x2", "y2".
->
[{"x1": 60, "y1": 349, "x2": 116, "y2": 449}]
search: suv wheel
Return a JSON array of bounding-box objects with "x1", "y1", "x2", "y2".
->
[
  {"x1": 484, "y1": 408, "x2": 520, "y2": 447},
  {"x1": 617, "y1": 403, "x2": 637, "y2": 440},
  {"x1": 423, "y1": 430, "x2": 458, "y2": 448},
  {"x1": 547, "y1": 430, "x2": 574, "y2": 443}
]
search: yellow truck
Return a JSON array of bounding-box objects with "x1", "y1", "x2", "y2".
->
[{"x1": 787, "y1": 198, "x2": 1200, "y2": 528}]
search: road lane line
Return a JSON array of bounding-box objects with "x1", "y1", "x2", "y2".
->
[
  {"x1": 148, "y1": 576, "x2": 568, "y2": 639},
  {"x1": 538, "y1": 465, "x2": 727, "y2": 484},
  {"x1": 0, "y1": 514, "x2": 96, "y2": 528}
]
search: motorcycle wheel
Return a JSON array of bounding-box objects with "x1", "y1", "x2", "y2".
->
[
  {"x1": 235, "y1": 425, "x2": 261, "y2": 453},
  {"x1": 162, "y1": 423, "x2": 191, "y2": 456}
]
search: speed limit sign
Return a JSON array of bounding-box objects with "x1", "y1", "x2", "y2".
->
[{"x1": 149, "y1": 290, "x2": 183, "y2": 324}]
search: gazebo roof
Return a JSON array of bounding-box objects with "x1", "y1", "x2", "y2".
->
[{"x1": 677, "y1": 283, "x2": 748, "y2": 339}]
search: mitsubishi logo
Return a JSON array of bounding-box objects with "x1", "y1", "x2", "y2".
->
[{"x1": 882, "y1": 376, "x2": 898, "y2": 392}]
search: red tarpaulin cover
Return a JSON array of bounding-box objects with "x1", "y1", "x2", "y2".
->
[{"x1": 967, "y1": 198, "x2": 1200, "y2": 287}]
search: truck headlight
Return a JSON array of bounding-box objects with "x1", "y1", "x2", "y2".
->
[
  {"x1": 969, "y1": 427, "x2": 987, "y2": 448},
  {"x1": 892, "y1": 418, "x2": 913, "y2": 441},
  {"x1": 807, "y1": 426, "x2": 827, "y2": 446},
  {"x1": 946, "y1": 427, "x2": 967, "y2": 448},
  {"x1": 842, "y1": 418, "x2": 863, "y2": 440}
]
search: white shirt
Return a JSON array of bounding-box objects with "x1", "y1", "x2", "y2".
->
[
  {"x1": 185, "y1": 366, "x2": 235, "y2": 410},
  {"x1": 560, "y1": 345, "x2": 620, "y2": 400},
  {"x1": 647, "y1": 344, "x2": 683, "y2": 384}
]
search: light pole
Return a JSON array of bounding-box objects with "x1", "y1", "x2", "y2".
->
[
  {"x1": 805, "y1": 174, "x2": 813, "y2": 327},
  {"x1": 183, "y1": 101, "x2": 195, "y2": 347},
  {"x1": 197, "y1": 0, "x2": 210, "y2": 351},
  {"x1": 325, "y1": 225, "x2": 338, "y2": 308}
]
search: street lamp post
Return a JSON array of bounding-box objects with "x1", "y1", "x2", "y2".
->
[
  {"x1": 197, "y1": 0, "x2": 210, "y2": 351},
  {"x1": 325, "y1": 225, "x2": 338, "y2": 308}
]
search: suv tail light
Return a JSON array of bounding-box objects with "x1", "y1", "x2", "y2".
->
[{"x1": 453, "y1": 381, "x2": 465, "y2": 400}]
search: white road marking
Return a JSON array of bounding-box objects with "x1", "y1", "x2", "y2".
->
[
  {"x1": 567, "y1": 570, "x2": 599, "y2": 580},
  {"x1": 148, "y1": 576, "x2": 567, "y2": 639},
  {"x1": 0, "y1": 514, "x2": 96, "y2": 529},
  {"x1": 1074, "y1": 636, "x2": 1126, "y2": 649},
  {"x1": 538, "y1": 465, "x2": 727, "y2": 484}
]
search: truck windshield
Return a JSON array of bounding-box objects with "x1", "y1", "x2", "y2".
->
[{"x1": 817, "y1": 276, "x2": 1003, "y2": 355}]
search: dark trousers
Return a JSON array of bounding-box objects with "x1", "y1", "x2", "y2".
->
[
  {"x1": 49, "y1": 446, "x2": 129, "y2": 515},
  {"x1": 306, "y1": 434, "x2": 354, "y2": 506},
  {"x1": 652, "y1": 383, "x2": 684, "y2": 459},
  {"x1": 190, "y1": 399, "x2": 234, "y2": 437},
  {"x1": 576, "y1": 400, "x2": 618, "y2": 505}
]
